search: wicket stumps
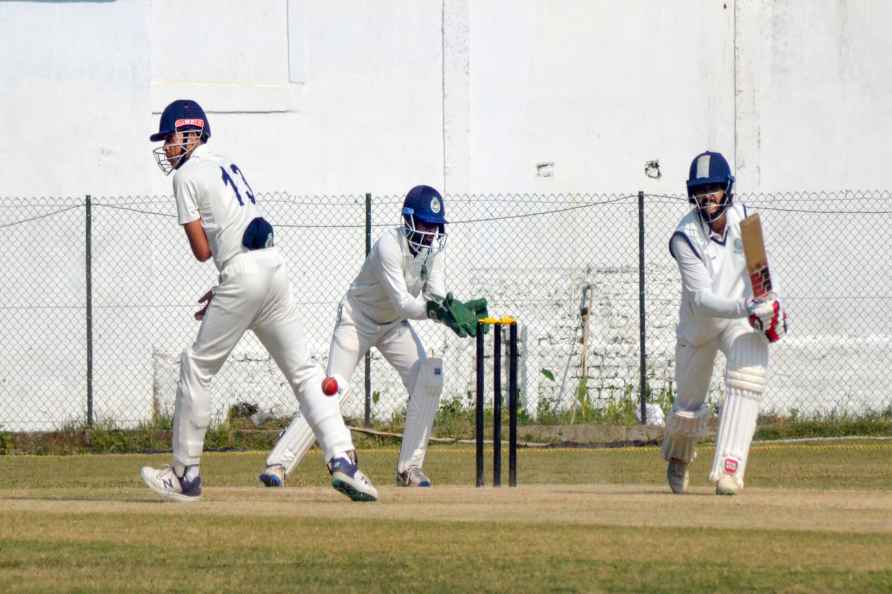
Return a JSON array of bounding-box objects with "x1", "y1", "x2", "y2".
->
[{"x1": 475, "y1": 317, "x2": 518, "y2": 487}]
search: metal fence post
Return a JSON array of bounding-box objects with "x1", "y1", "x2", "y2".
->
[
  {"x1": 85, "y1": 195, "x2": 94, "y2": 427},
  {"x1": 493, "y1": 323, "x2": 502, "y2": 486},
  {"x1": 475, "y1": 323, "x2": 485, "y2": 487},
  {"x1": 637, "y1": 190, "x2": 647, "y2": 425},
  {"x1": 363, "y1": 192, "x2": 372, "y2": 427}
]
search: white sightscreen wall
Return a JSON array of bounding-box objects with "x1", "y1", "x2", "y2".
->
[
  {"x1": 0, "y1": 1, "x2": 152, "y2": 196},
  {"x1": 149, "y1": 0, "x2": 445, "y2": 197},
  {"x1": 3, "y1": 2, "x2": 892, "y2": 195},
  {"x1": 467, "y1": 0, "x2": 735, "y2": 195},
  {"x1": 735, "y1": 2, "x2": 892, "y2": 191},
  {"x1": 150, "y1": 0, "x2": 294, "y2": 112}
]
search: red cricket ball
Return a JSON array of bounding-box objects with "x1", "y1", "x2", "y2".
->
[{"x1": 321, "y1": 376, "x2": 339, "y2": 396}]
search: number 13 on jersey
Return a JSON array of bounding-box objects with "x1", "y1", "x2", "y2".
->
[{"x1": 221, "y1": 163, "x2": 255, "y2": 206}]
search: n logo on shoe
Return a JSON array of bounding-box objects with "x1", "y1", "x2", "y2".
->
[
  {"x1": 162, "y1": 478, "x2": 174, "y2": 490},
  {"x1": 723, "y1": 458, "x2": 739, "y2": 474}
]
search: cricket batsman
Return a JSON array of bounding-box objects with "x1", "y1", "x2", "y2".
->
[
  {"x1": 259, "y1": 184, "x2": 488, "y2": 488},
  {"x1": 661, "y1": 150, "x2": 788, "y2": 495}
]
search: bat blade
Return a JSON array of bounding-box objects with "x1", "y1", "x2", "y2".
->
[{"x1": 740, "y1": 213, "x2": 772, "y2": 299}]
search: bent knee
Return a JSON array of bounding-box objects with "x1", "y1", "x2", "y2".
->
[{"x1": 726, "y1": 365, "x2": 766, "y2": 396}]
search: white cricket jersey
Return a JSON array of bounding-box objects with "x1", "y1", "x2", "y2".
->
[
  {"x1": 346, "y1": 227, "x2": 446, "y2": 325},
  {"x1": 670, "y1": 204, "x2": 752, "y2": 328},
  {"x1": 172, "y1": 144, "x2": 268, "y2": 271}
]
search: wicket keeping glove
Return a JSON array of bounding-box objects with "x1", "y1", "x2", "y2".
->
[
  {"x1": 426, "y1": 293, "x2": 478, "y2": 338},
  {"x1": 464, "y1": 297, "x2": 490, "y2": 334}
]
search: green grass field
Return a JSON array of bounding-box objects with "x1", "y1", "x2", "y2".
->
[{"x1": 2, "y1": 441, "x2": 892, "y2": 593}]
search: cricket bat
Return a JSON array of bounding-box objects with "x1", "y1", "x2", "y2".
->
[{"x1": 739, "y1": 213, "x2": 772, "y2": 299}]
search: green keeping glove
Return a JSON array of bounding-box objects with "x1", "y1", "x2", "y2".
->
[
  {"x1": 425, "y1": 299, "x2": 450, "y2": 325},
  {"x1": 463, "y1": 297, "x2": 490, "y2": 334},
  {"x1": 426, "y1": 298, "x2": 469, "y2": 338},
  {"x1": 443, "y1": 293, "x2": 479, "y2": 337}
]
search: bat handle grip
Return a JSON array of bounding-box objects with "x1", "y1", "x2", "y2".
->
[{"x1": 749, "y1": 269, "x2": 772, "y2": 299}]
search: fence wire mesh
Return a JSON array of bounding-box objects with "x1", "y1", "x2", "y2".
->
[{"x1": 1, "y1": 191, "x2": 890, "y2": 433}]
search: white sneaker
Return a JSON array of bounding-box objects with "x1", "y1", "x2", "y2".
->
[
  {"x1": 666, "y1": 458, "x2": 690, "y2": 495},
  {"x1": 396, "y1": 466, "x2": 432, "y2": 487},
  {"x1": 140, "y1": 465, "x2": 202, "y2": 503},
  {"x1": 715, "y1": 474, "x2": 740, "y2": 496},
  {"x1": 259, "y1": 465, "x2": 285, "y2": 488},
  {"x1": 328, "y1": 455, "x2": 378, "y2": 502}
]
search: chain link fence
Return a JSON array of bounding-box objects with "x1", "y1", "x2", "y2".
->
[{"x1": 1, "y1": 191, "x2": 890, "y2": 433}]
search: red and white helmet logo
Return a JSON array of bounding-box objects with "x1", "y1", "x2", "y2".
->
[{"x1": 175, "y1": 118, "x2": 205, "y2": 129}]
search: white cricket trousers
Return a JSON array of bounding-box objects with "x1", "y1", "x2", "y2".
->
[
  {"x1": 671, "y1": 319, "x2": 768, "y2": 485},
  {"x1": 172, "y1": 248, "x2": 354, "y2": 468},
  {"x1": 327, "y1": 298, "x2": 427, "y2": 396},
  {"x1": 266, "y1": 296, "x2": 436, "y2": 473}
]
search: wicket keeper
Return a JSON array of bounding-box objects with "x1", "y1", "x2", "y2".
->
[{"x1": 260, "y1": 185, "x2": 488, "y2": 488}]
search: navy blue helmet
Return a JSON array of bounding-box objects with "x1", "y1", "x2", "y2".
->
[
  {"x1": 150, "y1": 99, "x2": 210, "y2": 142},
  {"x1": 686, "y1": 151, "x2": 735, "y2": 224},
  {"x1": 402, "y1": 185, "x2": 447, "y2": 257},
  {"x1": 151, "y1": 99, "x2": 210, "y2": 174}
]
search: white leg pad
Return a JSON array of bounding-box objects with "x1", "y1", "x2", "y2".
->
[
  {"x1": 661, "y1": 405, "x2": 711, "y2": 464},
  {"x1": 710, "y1": 333, "x2": 767, "y2": 486},
  {"x1": 296, "y1": 370, "x2": 354, "y2": 462},
  {"x1": 709, "y1": 387, "x2": 761, "y2": 486},
  {"x1": 398, "y1": 358, "x2": 444, "y2": 472},
  {"x1": 266, "y1": 414, "x2": 317, "y2": 475},
  {"x1": 268, "y1": 377, "x2": 352, "y2": 474},
  {"x1": 172, "y1": 349, "x2": 211, "y2": 468}
]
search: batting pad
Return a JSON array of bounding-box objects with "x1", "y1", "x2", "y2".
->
[
  {"x1": 709, "y1": 387, "x2": 760, "y2": 487},
  {"x1": 267, "y1": 374, "x2": 352, "y2": 474},
  {"x1": 266, "y1": 413, "x2": 317, "y2": 475},
  {"x1": 661, "y1": 405, "x2": 710, "y2": 464},
  {"x1": 725, "y1": 331, "x2": 768, "y2": 395},
  {"x1": 298, "y1": 372, "x2": 354, "y2": 462},
  {"x1": 398, "y1": 357, "x2": 444, "y2": 472}
]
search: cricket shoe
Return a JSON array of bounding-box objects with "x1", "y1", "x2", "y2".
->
[
  {"x1": 396, "y1": 466, "x2": 432, "y2": 487},
  {"x1": 258, "y1": 465, "x2": 285, "y2": 488},
  {"x1": 715, "y1": 474, "x2": 740, "y2": 496},
  {"x1": 328, "y1": 455, "x2": 378, "y2": 502},
  {"x1": 666, "y1": 458, "x2": 690, "y2": 494},
  {"x1": 140, "y1": 465, "x2": 202, "y2": 503}
]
